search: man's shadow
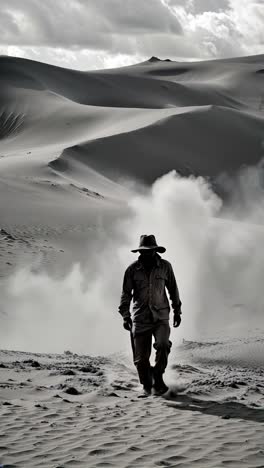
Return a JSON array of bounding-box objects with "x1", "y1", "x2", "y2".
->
[{"x1": 163, "y1": 392, "x2": 264, "y2": 423}]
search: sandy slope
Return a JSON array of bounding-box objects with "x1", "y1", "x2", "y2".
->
[{"x1": 57, "y1": 106, "x2": 264, "y2": 184}]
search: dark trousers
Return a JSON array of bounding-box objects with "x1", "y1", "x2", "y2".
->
[{"x1": 133, "y1": 321, "x2": 171, "y2": 387}]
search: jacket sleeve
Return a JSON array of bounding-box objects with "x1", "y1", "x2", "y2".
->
[
  {"x1": 118, "y1": 266, "x2": 133, "y2": 320},
  {"x1": 166, "y1": 262, "x2": 182, "y2": 314}
]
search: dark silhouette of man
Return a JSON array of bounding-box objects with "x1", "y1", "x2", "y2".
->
[{"x1": 118, "y1": 234, "x2": 182, "y2": 396}]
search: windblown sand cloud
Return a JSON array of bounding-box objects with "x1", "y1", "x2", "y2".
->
[{"x1": 1, "y1": 168, "x2": 264, "y2": 354}]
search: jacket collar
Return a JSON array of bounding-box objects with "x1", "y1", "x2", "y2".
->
[{"x1": 136, "y1": 253, "x2": 161, "y2": 270}]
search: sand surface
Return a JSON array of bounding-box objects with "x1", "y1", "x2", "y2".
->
[
  {"x1": 1, "y1": 54, "x2": 264, "y2": 467},
  {"x1": 1, "y1": 337, "x2": 264, "y2": 468}
]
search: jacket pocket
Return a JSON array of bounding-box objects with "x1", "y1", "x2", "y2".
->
[
  {"x1": 155, "y1": 274, "x2": 167, "y2": 282},
  {"x1": 155, "y1": 275, "x2": 166, "y2": 293}
]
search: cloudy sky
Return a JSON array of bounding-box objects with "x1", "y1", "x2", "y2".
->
[{"x1": 1, "y1": 0, "x2": 263, "y2": 70}]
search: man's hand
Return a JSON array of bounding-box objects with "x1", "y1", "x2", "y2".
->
[
  {"x1": 173, "y1": 312, "x2": 181, "y2": 328},
  {"x1": 123, "y1": 317, "x2": 132, "y2": 331}
]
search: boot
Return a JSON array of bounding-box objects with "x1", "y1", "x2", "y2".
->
[
  {"x1": 138, "y1": 385, "x2": 152, "y2": 398},
  {"x1": 153, "y1": 370, "x2": 168, "y2": 396},
  {"x1": 137, "y1": 367, "x2": 153, "y2": 398}
]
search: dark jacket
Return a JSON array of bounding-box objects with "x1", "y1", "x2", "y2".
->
[{"x1": 118, "y1": 254, "x2": 181, "y2": 327}]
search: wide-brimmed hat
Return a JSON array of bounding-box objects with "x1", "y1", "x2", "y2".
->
[{"x1": 131, "y1": 234, "x2": 166, "y2": 253}]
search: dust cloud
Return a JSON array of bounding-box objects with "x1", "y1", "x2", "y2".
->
[{"x1": 1, "y1": 168, "x2": 264, "y2": 354}]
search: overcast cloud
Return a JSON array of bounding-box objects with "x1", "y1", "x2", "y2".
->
[{"x1": 0, "y1": 0, "x2": 263, "y2": 69}]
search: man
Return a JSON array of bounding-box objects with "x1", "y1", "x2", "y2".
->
[{"x1": 118, "y1": 234, "x2": 182, "y2": 396}]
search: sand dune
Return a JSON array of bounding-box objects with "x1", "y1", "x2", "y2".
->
[
  {"x1": 53, "y1": 105, "x2": 264, "y2": 186},
  {"x1": 2, "y1": 54, "x2": 264, "y2": 110},
  {"x1": 1, "y1": 54, "x2": 264, "y2": 189}
]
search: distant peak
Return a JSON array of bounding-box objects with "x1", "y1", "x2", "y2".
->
[
  {"x1": 148, "y1": 56, "x2": 172, "y2": 63},
  {"x1": 148, "y1": 56, "x2": 160, "y2": 62}
]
